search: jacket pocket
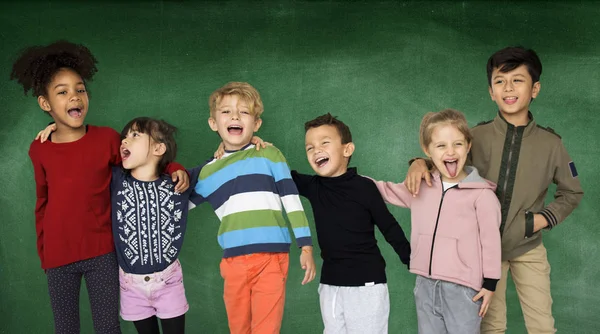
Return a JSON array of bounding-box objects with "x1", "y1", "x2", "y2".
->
[
  {"x1": 524, "y1": 210, "x2": 534, "y2": 239},
  {"x1": 432, "y1": 237, "x2": 471, "y2": 279}
]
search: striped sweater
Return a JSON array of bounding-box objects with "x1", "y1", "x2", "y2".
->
[{"x1": 190, "y1": 144, "x2": 312, "y2": 258}]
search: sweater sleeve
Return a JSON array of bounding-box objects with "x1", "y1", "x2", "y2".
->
[
  {"x1": 271, "y1": 149, "x2": 312, "y2": 248},
  {"x1": 475, "y1": 189, "x2": 502, "y2": 291},
  {"x1": 186, "y1": 164, "x2": 206, "y2": 211},
  {"x1": 538, "y1": 142, "x2": 583, "y2": 229},
  {"x1": 28, "y1": 142, "x2": 47, "y2": 267},
  {"x1": 366, "y1": 181, "x2": 411, "y2": 266},
  {"x1": 366, "y1": 176, "x2": 413, "y2": 208},
  {"x1": 165, "y1": 162, "x2": 187, "y2": 175}
]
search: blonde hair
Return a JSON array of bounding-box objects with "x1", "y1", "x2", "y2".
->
[
  {"x1": 208, "y1": 82, "x2": 264, "y2": 118},
  {"x1": 419, "y1": 108, "x2": 472, "y2": 150}
]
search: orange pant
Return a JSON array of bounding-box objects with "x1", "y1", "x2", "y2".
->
[{"x1": 220, "y1": 252, "x2": 289, "y2": 334}]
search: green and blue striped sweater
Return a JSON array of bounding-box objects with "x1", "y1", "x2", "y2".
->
[{"x1": 190, "y1": 144, "x2": 312, "y2": 258}]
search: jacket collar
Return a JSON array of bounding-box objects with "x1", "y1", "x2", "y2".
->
[{"x1": 492, "y1": 111, "x2": 537, "y2": 138}]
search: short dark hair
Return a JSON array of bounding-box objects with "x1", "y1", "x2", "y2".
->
[
  {"x1": 120, "y1": 117, "x2": 178, "y2": 176},
  {"x1": 10, "y1": 40, "x2": 98, "y2": 97},
  {"x1": 304, "y1": 113, "x2": 352, "y2": 144},
  {"x1": 486, "y1": 46, "x2": 542, "y2": 86}
]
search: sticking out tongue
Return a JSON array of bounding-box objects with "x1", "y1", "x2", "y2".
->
[{"x1": 445, "y1": 161, "x2": 458, "y2": 177}]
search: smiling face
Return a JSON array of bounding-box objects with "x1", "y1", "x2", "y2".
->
[
  {"x1": 305, "y1": 125, "x2": 354, "y2": 177},
  {"x1": 489, "y1": 64, "x2": 540, "y2": 125},
  {"x1": 37, "y1": 68, "x2": 88, "y2": 132},
  {"x1": 424, "y1": 123, "x2": 471, "y2": 183},
  {"x1": 208, "y1": 94, "x2": 262, "y2": 151}
]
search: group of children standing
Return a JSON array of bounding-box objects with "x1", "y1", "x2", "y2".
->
[{"x1": 10, "y1": 39, "x2": 582, "y2": 334}]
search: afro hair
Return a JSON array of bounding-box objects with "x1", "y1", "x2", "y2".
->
[{"x1": 10, "y1": 40, "x2": 98, "y2": 97}]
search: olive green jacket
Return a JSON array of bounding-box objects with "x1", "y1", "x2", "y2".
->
[{"x1": 470, "y1": 112, "x2": 583, "y2": 260}]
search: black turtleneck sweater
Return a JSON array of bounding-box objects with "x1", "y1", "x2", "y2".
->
[{"x1": 292, "y1": 167, "x2": 411, "y2": 287}]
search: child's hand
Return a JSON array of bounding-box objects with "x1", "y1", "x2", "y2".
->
[
  {"x1": 171, "y1": 170, "x2": 190, "y2": 193},
  {"x1": 472, "y1": 288, "x2": 494, "y2": 317},
  {"x1": 214, "y1": 142, "x2": 226, "y2": 160},
  {"x1": 251, "y1": 136, "x2": 272, "y2": 151},
  {"x1": 35, "y1": 123, "x2": 57, "y2": 143},
  {"x1": 533, "y1": 214, "x2": 549, "y2": 232},
  {"x1": 299, "y1": 246, "x2": 316, "y2": 285},
  {"x1": 405, "y1": 159, "x2": 432, "y2": 197}
]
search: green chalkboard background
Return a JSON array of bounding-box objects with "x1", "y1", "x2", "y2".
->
[{"x1": 0, "y1": 1, "x2": 597, "y2": 333}]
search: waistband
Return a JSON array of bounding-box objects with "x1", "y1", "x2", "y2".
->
[{"x1": 119, "y1": 259, "x2": 181, "y2": 284}]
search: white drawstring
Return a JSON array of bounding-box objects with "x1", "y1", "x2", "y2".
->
[{"x1": 331, "y1": 286, "x2": 340, "y2": 319}]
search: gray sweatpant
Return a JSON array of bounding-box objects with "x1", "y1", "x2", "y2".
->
[
  {"x1": 318, "y1": 283, "x2": 389, "y2": 334},
  {"x1": 414, "y1": 275, "x2": 483, "y2": 334}
]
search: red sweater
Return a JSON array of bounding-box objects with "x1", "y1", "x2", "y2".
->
[{"x1": 29, "y1": 125, "x2": 121, "y2": 269}]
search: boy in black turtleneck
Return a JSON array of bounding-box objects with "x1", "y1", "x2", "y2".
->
[{"x1": 291, "y1": 113, "x2": 411, "y2": 334}]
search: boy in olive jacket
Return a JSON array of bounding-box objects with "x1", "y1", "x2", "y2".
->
[{"x1": 407, "y1": 47, "x2": 583, "y2": 334}]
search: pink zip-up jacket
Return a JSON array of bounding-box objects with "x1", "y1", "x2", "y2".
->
[{"x1": 371, "y1": 166, "x2": 501, "y2": 291}]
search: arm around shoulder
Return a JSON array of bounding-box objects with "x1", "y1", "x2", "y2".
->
[
  {"x1": 271, "y1": 156, "x2": 313, "y2": 248},
  {"x1": 365, "y1": 175, "x2": 413, "y2": 208}
]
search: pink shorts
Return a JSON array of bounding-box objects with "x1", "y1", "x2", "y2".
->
[{"x1": 119, "y1": 259, "x2": 189, "y2": 321}]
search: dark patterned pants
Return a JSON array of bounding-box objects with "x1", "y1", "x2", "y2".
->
[{"x1": 46, "y1": 252, "x2": 121, "y2": 334}]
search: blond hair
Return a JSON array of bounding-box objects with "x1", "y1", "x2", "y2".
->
[
  {"x1": 419, "y1": 108, "x2": 472, "y2": 150},
  {"x1": 208, "y1": 82, "x2": 264, "y2": 118}
]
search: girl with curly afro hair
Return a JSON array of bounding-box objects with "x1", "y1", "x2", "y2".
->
[
  {"x1": 11, "y1": 40, "x2": 189, "y2": 334},
  {"x1": 11, "y1": 40, "x2": 123, "y2": 334}
]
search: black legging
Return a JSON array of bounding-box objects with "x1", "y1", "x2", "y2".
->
[
  {"x1": 46, "y1": 252, "x2": 121, "y2": 334},
  {"x1": 134, "y1": 314, "x2": 186, "y2": 334}
]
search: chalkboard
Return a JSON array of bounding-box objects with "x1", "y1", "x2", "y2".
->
[{"x1": 0, "y1": 1, "x2": 597, "y2": 333}]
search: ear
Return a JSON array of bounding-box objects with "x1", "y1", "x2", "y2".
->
[
  {"x1": 531, "y1": 81, "x2": 541, "y2": 99},
  {"x1": 488, "y1": 86, "x2": 495, "y2": 101},
  {"x1": 253, "y1": 117, "x2": 262, "y2": 132},
  {"x1": 343, "y1": 142, "x2": 355, "y2": 158},
  {"x1": 208, "y1": 117, "x2": 218, "y2": 132},
  {"x1": 422, "y1": 145, "x2": 431, "y2": 158},
  {"x1": 153, "y1": 142, "x2": 167, "y2": 157},
  {"x1": 38, "y1": 95, "x2": 51, "y2": 112},
  {"x1": 466, "y1": 141, "x2": 472, "y2": 153}
]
